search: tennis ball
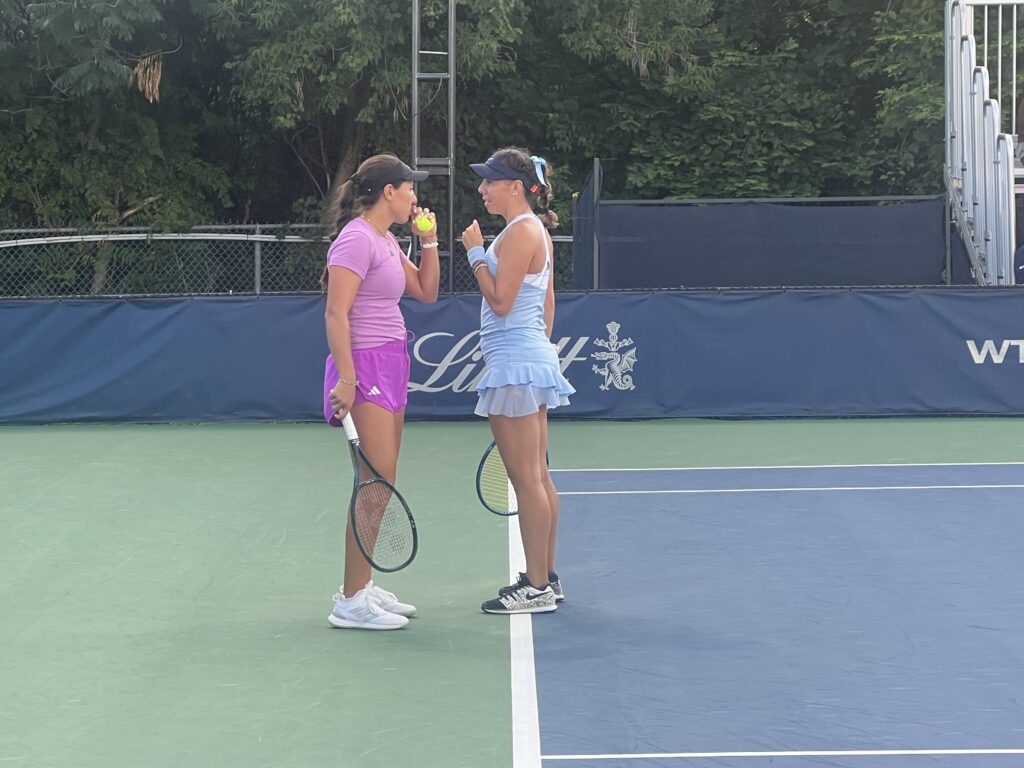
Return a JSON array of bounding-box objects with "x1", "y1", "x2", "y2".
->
[{"x1": 414, "y1": 214, "x2": 434, "y2": 232}]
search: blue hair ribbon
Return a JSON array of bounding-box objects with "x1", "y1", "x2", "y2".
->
[{"x1": 531, "y1": 156, "x2": 548, "y2": 188}]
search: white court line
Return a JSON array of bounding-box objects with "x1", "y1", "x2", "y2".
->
[
  {"x1": 560, "y1": 484, "x2": 1024, "y2": 496},
  {"x1": 543, "y1": 748, "x2": 1024, "y2": 761},
  {"x1": 509, "y1": 515, "x2": 542, "y2": 768},
  {"x1": 551, "y1": 461, "x2": 1024, "y2": 473}
]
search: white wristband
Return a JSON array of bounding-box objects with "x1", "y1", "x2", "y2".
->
[{"x1": 467, "y1": 245, "x2": 486, "y2": 266}]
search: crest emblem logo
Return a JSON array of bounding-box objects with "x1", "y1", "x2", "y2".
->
[{"x1": 591, "y1": 321, "x2": 637, "y2": 391}]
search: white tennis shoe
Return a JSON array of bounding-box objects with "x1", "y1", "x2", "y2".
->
[
  {"x1": 329, "y1": 585, "x2": 409, "y2": 630},
  {"x1": 334, "y1": 581, "x2": 417, "y2": 618},
  {"x1": 366, "y1": 582, "x2": 417, "y2": 618}
]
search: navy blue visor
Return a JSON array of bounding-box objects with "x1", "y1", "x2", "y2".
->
[{"x1": 470, "y1": 156, "x2": 537, "y2": 189}]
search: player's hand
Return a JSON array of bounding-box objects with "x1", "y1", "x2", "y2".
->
[
  {"x1": 462, "y1": 220, "x2": 484, "y2": 251},
  {"x1": 330, "y1": 380, "x2": 355, "y2": 420},
  {"x1": 411, "y1": 206, "x2": 437, "y2": 241}
]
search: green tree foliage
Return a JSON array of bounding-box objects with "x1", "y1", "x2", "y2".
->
[
  {"x1": 0, "y1": 0, "x2": 949, "y2": 235},
  {"x1": 0, "y1": 0, "x2": 230, "y2": 230},
  {"x1": 854, "y1": 0, "x2": 946, "y2": 194},
  {"x1": 195, "y1": 0, "x2": 524, "y2": 223}
]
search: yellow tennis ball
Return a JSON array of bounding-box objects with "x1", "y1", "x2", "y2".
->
[{"x1": 415, "y1": 214, "x2": 433, "y2": 232}]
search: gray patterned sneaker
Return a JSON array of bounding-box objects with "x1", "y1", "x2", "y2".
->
[
  {"x1": 500, "y1": 572, "x2": 565, "y2": 602},
  {"x1": 548, "y1": 573, "x2": 565, "y2": 602},
  {"x1": 482, "y1": 583, "x2": 557, "y2": 614},
  {"x1": 498, "y1": 572, "x2": 530, "y2": 597}
]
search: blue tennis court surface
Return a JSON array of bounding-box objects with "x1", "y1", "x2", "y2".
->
[{"x1": 532, "y1": 463, "x2": 1024, "y2": 767}]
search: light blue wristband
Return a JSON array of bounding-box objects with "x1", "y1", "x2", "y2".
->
[{"x1": 467, "y1": 245, "x2": 486, "y2": 266}]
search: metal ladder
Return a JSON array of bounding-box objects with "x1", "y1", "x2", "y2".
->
[{"x1": 411, "y1": 0, "x2": 457, "y2": 291}]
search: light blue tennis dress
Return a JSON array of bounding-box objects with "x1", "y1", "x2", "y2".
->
[{"x1": 474, "y1": 213, "x2": 576, "y2": 418}]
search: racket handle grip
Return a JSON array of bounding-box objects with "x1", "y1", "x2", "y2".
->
[{"x1": 341, "y1": 413, "x2": 359, "y2": 442}]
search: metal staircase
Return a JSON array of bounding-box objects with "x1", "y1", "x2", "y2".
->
[{"x1": 945, "y1": 0, "x2": 1022, "y2": 285}]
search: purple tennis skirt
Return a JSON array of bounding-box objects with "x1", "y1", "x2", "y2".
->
[{"x1": 323, "y1": 338, "x2": 411, "y2": 426}]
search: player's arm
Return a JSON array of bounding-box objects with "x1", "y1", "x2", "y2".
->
[
  {"x1": 402, "y1": 212, "x2": 439, "y2": 303},
  {"x1": 543, "y1": 233, "x2": 555, "y2": 338},
  {"x1": 401, "y1": 247, "x2": 439, "y2": 303},
  {"x1": 324, "y1": 267, "x2": 361, "y2": 417}
]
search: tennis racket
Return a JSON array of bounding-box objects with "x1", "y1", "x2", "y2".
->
[
  {"x1": 342, "y1": 414, "x2": 418, "y2": 572},
  {"x1": 476, "y1": 441, "x2": 518, "y2": 516}
]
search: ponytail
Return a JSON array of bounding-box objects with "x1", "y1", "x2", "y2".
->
[
  {"x1": 327, "y1": 178, "x2": 359, "y2": 236},
  {"x1": 320, "y1": 176, "x2": 364, "y2": 291},
  {"x1": 535, "y1": 185, "x2": 559, "y2": 230}
]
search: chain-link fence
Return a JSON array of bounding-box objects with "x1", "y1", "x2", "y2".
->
[{"x1": 0, "y1": 225, "x2": 574, "y2": 298}]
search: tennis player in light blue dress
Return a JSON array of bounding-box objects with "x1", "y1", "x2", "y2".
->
[{"x1": 463, "y1": 147, "x2": 575, "y2": 615}]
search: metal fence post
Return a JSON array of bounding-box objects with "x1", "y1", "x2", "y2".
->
[
  {"x1": 592, "y1": 158, "x2": 602, "y2": 290},
  {"x1": 254, "y1": 224, "x2": 262, "y2": 294},
  {"x1": 945, "y1": 196, "x2": 952, "y2": 284}
]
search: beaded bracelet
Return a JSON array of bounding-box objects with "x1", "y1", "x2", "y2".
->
[
  {"x1": 420, "y1": 240, "x2": 439, "y2": 249},
  {"x1": 336, "y1": 377, "x2": 358, "y2": 387}
]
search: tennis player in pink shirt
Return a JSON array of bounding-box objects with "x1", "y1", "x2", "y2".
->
[{"x1": 321, "y1": 154, "x2": 439, "y2": 630}]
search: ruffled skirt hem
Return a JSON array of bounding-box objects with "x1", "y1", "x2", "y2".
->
[
  {"x1": 474, "y1": 385, "x2": 572, "y2": 418},
  {"x1": 474, "y1": 363, "x2": 575, "y2": 417}
]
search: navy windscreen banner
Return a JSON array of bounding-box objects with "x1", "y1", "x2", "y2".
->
[
  {"x1": 5, "y1": 289, "x2": 1024, "y2": 423},
  {"x1": 597, "y1": 197, "x2": 947, "y2": 289},
  {"x1": 404, "y1": 289, "x2": 1024, "y2": 418},
  {"x1": 0, "y1": 296, "x2": 326, "y2": 423}
]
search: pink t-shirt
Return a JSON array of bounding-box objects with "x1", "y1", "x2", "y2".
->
[{"x1": 327, "y1": 218, "x2": 409, "y2": 349}]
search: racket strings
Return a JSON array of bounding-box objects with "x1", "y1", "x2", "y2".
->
[
  {"x1": 353, "y1": 479, "x2": 415, "y2": 570},
  {"x1": 479, "y1": 449, "x2": 517, "y2": 514}
]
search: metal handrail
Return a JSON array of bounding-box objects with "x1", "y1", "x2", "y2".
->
[{"x1": 945, "y1": 0, "x2": 1022, "y2": 285}]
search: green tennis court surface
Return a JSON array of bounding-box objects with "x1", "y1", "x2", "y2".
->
[{"x1": 3, "y1": 418, "x2": 1024, "y2": 768}]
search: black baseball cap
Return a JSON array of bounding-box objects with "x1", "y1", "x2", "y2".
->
[{"x1": 352, "y1": 155, "x2": 428, "y2": 196}]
